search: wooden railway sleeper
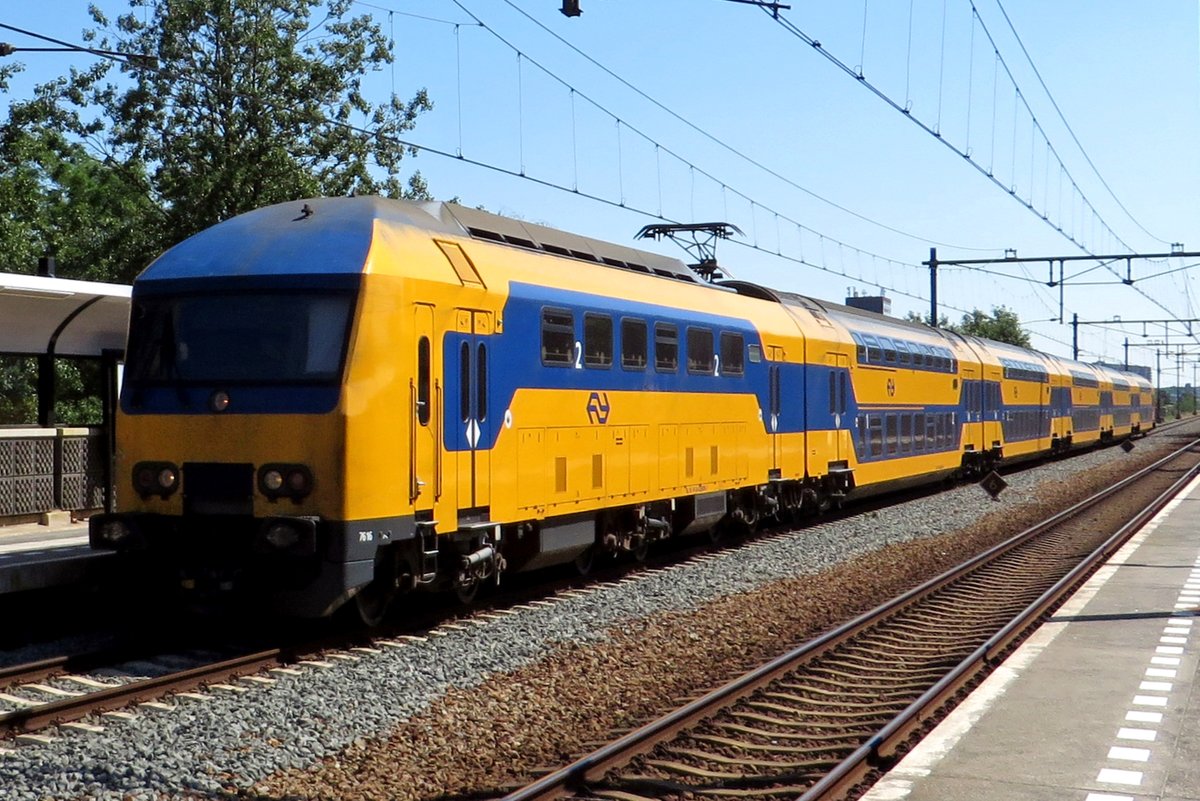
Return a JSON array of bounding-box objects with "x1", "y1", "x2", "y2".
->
[
  {"x1": 712, "y1": 722, "x2": 867, "y2": 745},
  {"x1": 774, "y1": 683, "x2": 919, "y2": 702},
  {"x1": 854, "y1": 632, "x2": 965, "y2": 650},
  {"x1": 691, "y1": 734, "x2": 860, "y2": 757},
  {"x1": 810, "y1": 657, "x2": 953, "y2": 676},
  {"x1": 760, "y1": 691, "x2": 907, "y2": 712},
  {"x1": 884, "y1": 619, "x2": 997, "y2": 637},
  {"x1": 600, "y1": 771, "x2": 822, "y2": 796},
  {"x1": 745, "y1": 701, "x2": 895, "y2": 722},
  {"x1": 817, "y1": 648, "x2": 964, "y2": 669},
  {"x1": 799, "y1": 665, "x2": 946, "y2": 683},
  {"x1": 666, "y1": 748, "x2": 843, "y2": 771},
  {"x1": 728, "y1": 710, "x2": 879, "y2": 732}
]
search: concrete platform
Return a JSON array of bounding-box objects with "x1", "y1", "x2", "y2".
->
[
  {"x1": 863, "y1": 475, "x2": 1200, "y2": 801},
  {"x1": 0, "y1": 520, "x2": 110, "y2": 594}
]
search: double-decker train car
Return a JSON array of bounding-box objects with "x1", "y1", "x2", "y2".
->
[{"x1": 89, "y1": 197, "x2": 1155, "y2": 623}]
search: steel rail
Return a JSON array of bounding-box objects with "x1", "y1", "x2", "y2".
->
[
  {"x1": 0, "y1": 648, "x2": 289, "y2": 734},
  {"x1": 800, "y1": 439, "x2": 1200, "y2": 801},
  {"x1": 501, "y1": 436, "x2": 1200, "y2": 801}
]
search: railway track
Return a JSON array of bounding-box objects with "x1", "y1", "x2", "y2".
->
[
  {"x1": 0, "y1": 427, "x2": 1184, "y2": 746},
  {"x1": 502, "y1": 434, "x2": 1200, "y2": 801}
]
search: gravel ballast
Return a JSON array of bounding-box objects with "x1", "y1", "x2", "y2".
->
[{"x1": 0, "y1": 428, "x2": 1193, "y2": 800}]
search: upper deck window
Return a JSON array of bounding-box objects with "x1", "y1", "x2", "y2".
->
[
  {"x1": 584, "y1": 313, "x2": 613, "y2": 368},
  {"x1": 720, "y1": 332, "x2": 744, "y2": 375},
  {"x1": 655, "y1": 323, "x2": 678, "y2": 372},
  {"x1": 687, "y1": 327, "x2": 715, "y2": 374},
  {"x1": 621, "y1": 318, "x2": 647, "y2": 370},
  {"x1": 541, "y1": 308, "x2": 574, "y2": 366}
]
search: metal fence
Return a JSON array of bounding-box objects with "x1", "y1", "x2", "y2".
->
[{"x1": 0, "y1": 428, "x2": 106, "y2": 519}]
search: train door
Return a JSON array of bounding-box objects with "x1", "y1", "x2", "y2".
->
[
  {"x1": 960, "y1": 362, "x2": 981, "y2": 451},
  {"x1": 454, "y1": 309, "x2": 493, "y2": 515},
  {"x1": 828, "y1": 352, "x2": 849, "y2": 463},
  {"x1": 411, "y1": 304, "x2": 440, "y2": 512},
  {"x1": 767, "y1": 345, "x2": 785, "y2": 473}
]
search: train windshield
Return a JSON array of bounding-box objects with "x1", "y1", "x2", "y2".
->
[{"x1": 125, "y1": 292, "x2": 354, "y2": 385}]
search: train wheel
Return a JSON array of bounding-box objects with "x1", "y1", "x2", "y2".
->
[
  {"x1": 455, "y1": 579, "x2": 481, "y2": 606},
  {"x1": 353, "y1": 580, "x2": 394, "y2": 628},
  {"x1": 573, "y1": 546, "x2": 596, "y2": 576},
  {"x1": 631, "y1": 538, "x2": 650, "y2": 563}
]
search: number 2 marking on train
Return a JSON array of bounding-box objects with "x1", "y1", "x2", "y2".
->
[{"x1": 574, "y1": 341, "x2": 583, "y2": 369}]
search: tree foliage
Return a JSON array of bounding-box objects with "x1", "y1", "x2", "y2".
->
[
  {"x1": 904, "y1": 306, "x2": 1031, "y2": 348},
  {"x1": 948, "y1": 306, "x2": 1032, "y2": 348},
  {"x1": 1, "y1": 0, "x2": 432, "y2": 283}
]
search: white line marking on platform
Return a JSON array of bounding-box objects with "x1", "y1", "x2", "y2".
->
[
  {"x1": 1168, "y1": 618, "x2": 1193, "y2": 626},
  {"x1": 1096, "y1": 768, "x2": 1142, "y2": 785},
  {"x1": 1083, "y1": 794, "x2": 1133, "y2": 801},
  {"x1": 1163, "y1": 627, "x2": 1190, "y2": 635},
  {"x1": 1145, "y1": 667, "x2": 1176, "y2": 678},
  {"x1": 1139, "y1": 681, "x2": 1172, "y2": 691},
  {"x1": 1107, "y1": 746, "x2": 1150, "y2": 762},
  {"x1": 1116, "y1": 727, "x2": 1156, "y2": 741},
  {"x1": 1125, "y1": 710, "x2": 1163, "y2": 723},
  {"x1": 1151, "y1": 656, "x2": 1181, "y2": 665},
  {"x1": 1160, "y1": 636, "x2": 1188, "y2": 644},
  {"x1": 1156, "y1": 645, "x2": 1184, "y2": 654},
  {"x1": 1132, "y1": 695, "x2": 1168, "y2": 707}
]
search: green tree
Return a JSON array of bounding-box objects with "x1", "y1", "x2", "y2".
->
[
  {"x1": 948, "y1": 306, "x2": 1031, "y2": 348},
  {"x1": 2, "y1": 0, "x2": 432, "y2": 282},
  {"x1": 903, "y1": 307, "x2": 1031, "y2": 348},
  {"x1": 2, "y1": 0, "x2": 432, "y2": 423},
  {"x1": 903, "y1": 311, "x2": 951, "y2": 328}
]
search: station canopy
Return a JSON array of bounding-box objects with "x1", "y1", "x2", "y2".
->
[{"x1": 0, "y1": 272, "x2": 131, "y2": 357}]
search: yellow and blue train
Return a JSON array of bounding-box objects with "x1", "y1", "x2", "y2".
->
[{"x1": 89, "y1": 197, "x2": 1156, "y2": 622}]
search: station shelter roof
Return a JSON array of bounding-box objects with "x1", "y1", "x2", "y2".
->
[{"x1": 0, "y1": 272, "x2": 131, "y2": 358}]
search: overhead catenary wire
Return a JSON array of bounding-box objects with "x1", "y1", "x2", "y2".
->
[
  {"x1": 759, "y1": 3, "x2": 1198, "y2": 351},
  {"x1": 486, "y1": 0, "x2": 998, "y2": 252},
  {"x1": 990, "y1": 0, "x2": 1171, "y2": 245}
]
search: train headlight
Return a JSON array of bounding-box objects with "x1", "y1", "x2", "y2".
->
[
  {"x1": 258, "y1": 464, "x2": 313, "y2": 501},
  {"x1": 89, "y1": 515, "x2": 145, "y2": 552},
  {"x1": 98, "y1": 518, "x2": 131, "y2": 546},
  {"x1": 157, "y1": 467, "x2": 178, "y2": 491},
  {"x1": 255, "y1": 516, "x2": 317, "y2": 556},
  {"x1": 262, "y1": 469, "x2": 284, "y2": 492},
  {"x1": 263, "y1": 521, "x2": 301, "y2": 549},
  {"x1": 132, "y1": 461, "x2": 180, "y2": 499}
]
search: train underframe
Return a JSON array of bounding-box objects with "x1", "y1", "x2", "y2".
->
[{"x1": 92, "y1": 428, "x2": 1147, "y2": 625}]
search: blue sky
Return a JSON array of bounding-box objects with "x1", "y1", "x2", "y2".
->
[{"x1": 3, "y1": 1, "x2": 1199, "y2": 379}]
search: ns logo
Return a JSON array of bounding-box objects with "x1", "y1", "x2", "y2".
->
[{"x1": 586, "y1": 391, "x2": 611, "y2": 424}]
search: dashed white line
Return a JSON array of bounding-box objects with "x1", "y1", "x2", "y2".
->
[
  {"x1": 1160, "y1": 636, "x2": 1188, "y2": 644},
  {"x1": 1155, "y1": 645, "x2": 1184, "y2": 654},
  {"x1": 1138, "y1": 681, "x2": 1172, "y2": 692},
  {"x1": 1145, "y1": 667, "x2": 1177, "y2": 678},
  {"x1": 1106, "y1": 746, "x2": 1150, "y2": 762},
  {"x1": 1132, "y1": 695, "x2": 1168, "y2": 707},
  {"x1": 1116, "y1": 727, "x2": 1156, "y2": 742},
  {"x1": 1151, "y1": 656, "x2": 1181, "y2": 665},
  {"x1": 1096, "y1": 767, "x2": 1142, "y2": 785},
  {"x1": 1125, "y1": 710, "x2": 1163, "y2": 723},
  {"x1": 1084, "y1": 794, "x2": 1133, "y2": 801}
]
